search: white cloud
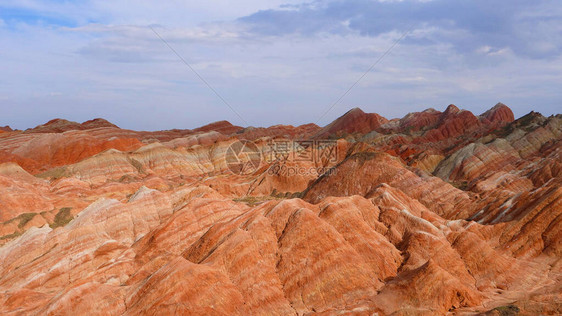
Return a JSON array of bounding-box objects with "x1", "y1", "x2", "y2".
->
[
  {"x1": 0, "y1": 0, "x2": 560, "y2": 130},
  {"x1": 1, "y1": 0, "x2": 311, "y2": 27},
  {"x1": 476, "y1": 46, "x2": 510, "y2": 56},
  {"x1": 476, "y1": 46, "x2": 492, "y2": 54}
]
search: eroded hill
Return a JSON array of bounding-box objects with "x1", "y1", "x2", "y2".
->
[{"x1": 0, "y1": 103, "x2": 560, "y2": 315}]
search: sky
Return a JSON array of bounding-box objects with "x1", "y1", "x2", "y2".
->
[{"x1": 1, "y1": 0, "x2": 561, "y2": 131}]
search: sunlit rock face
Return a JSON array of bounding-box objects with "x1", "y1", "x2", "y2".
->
[
  {"x1": 1, "y1": 104, "x2": 561, "y2": 315},
  {"x1": 314, "y1": 107, "x2": 389, "y2": 139}
]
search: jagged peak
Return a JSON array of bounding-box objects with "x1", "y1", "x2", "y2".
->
[
  {"x1": 26, "y1": 119, "x2": 80, "y2": 133},
  {"x1": 26, "y1": 117, "x2": 119, "y2": 133},
  {"x1": 514, "y1": 111, "x2": 546, "y2": 127},
  {"x1": 192, "y1": 120, "x2": 242, "y2": 134},
  {"x1": 480, "y1": 102, "x2": 514, "y2": 123},
  {"x1": 81, "y1": 118, "x2": 119, "y2": 129},
  {"x1": 313, "y1": 107, "x2": 388, "y2": 138},
  {"x1": 423, "y1": 108, "x2": 439, "y2": 113},
  {"x1": 344, "y1": 107, "x2": 366, "y2": 116},
  {"x1": 335, "y1": 107, "x2": 386, "y2": 124},
  {"x1": 491, "y1": 102, "x2": 508, "y2": 109},
  {"x1": 444, "y1": 104, "x2": 461, "y2": 115},
  {"x1": 45, "y1": 118, "x2": 75, "y2": 125},
  {"x1": 207, "y1": 120, "x2": 234, "y2": 127}
]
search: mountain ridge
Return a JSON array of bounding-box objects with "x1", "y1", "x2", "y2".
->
[{"x1": 0, "y1": 102, "x2": 560, "y2": 315}]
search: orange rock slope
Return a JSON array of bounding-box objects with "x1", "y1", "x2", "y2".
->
[{"x1": 0, "y1": 103, "x2": 561, "y2": 315}]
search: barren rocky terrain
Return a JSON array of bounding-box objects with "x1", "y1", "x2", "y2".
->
[{"x1": 0, "y1": 103, "x2": 560, "y2": 315}]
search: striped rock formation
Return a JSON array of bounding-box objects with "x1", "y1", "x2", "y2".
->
[{"x1": 0, "y1": 103, "x2": 560, "y2": 315}]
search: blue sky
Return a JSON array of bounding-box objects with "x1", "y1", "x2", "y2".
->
[{"x1": 1, "y1": 0, "x2": 561, "y2": 130}]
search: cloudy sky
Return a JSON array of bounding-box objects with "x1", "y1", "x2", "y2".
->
[{"x1": 1, "y1": 0, "x2": 561, "y2": 130}]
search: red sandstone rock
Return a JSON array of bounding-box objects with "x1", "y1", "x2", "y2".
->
[
  {"x1": 382, "y1": 107, "x2": 442, "y2": 133},
  {"x1": 421, "y1": 104, "x2": 481, "y2": 142},
  {"x1": 26, "y1": 118, "x2": 118, "y2": 134},
  {"x1": 192, "y1": 120, "x2": 242, "y2": 135},
  {"x1": 237, "y1": 123, "x2": 320, "y2": 140},
  {"x1": 314, "y1": 107, "x2": 388, "y2": 138},
  {"x1": 0, "y1": 105, "x2": 560, "y2": 315},
  {"x1": 480, "y1": 102, "x2": 515, "y2": 124}
]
